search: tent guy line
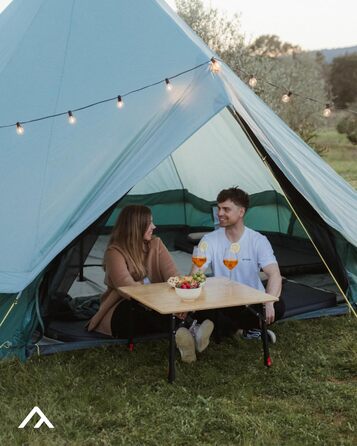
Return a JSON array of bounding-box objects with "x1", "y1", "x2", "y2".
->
[{"x1": 2, "y1": 56, "x2": 357, "y2": 136}]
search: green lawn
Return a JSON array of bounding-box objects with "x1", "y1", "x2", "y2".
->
[
  {"x1": 0, "y1": 316, "x2": 356, "y2": 445},
  {"x1": 314, "y1": 128, "x2": 357, "y2": 189},
  {"x1": 1, "y1": 126, "x2": 356, "y2": 445}
]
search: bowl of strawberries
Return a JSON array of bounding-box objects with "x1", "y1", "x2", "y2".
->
[{"x1": 167, "y1": 274, "x2": 206, "y2": 301}]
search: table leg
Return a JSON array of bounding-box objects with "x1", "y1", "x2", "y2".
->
[
  {"x1": 213, "y1": 309, "x2": 221, "y2": 344},
  {"x1": 127, "y1": 300, "x2": 135, "y2": 352},
  {"x1": 260, "y1": 304, "x2": 272, "y2": 367},
  {"x1": 168, "y1": 314, "x2": 176, "y2": 383}
]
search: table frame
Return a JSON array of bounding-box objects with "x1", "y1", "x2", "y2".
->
[{"x1": 118, "y1": 277, "x2": 277, "y2": 383}]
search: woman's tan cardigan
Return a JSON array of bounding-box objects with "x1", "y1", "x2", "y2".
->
[{"x1": 87, "y1": 237, "x2": 179, "y2": 336}]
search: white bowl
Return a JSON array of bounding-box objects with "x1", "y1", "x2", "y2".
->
[{"x1": 175, "y1": 286, "x2": 202, "y2": 301}]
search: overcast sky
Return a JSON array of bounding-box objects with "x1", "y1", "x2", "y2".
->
[
  {"x1": 0, "y1": 0, "x2": 356, "y2": 51},
  {"x1": 167, "y1": 0, "x2": 357, "y2": 51}
]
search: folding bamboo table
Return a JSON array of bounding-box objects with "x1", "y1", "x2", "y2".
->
[{"x1": 118, "y1": 277, "x2": 278, "y2": 383}]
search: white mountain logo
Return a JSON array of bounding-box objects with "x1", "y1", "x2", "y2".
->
[{"x1": 18, "y1": 406, "x2": 54, "y2": 429}]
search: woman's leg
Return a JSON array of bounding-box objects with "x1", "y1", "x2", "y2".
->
[{"x1": 111, "y1": 300, "x2": 170, "y2": 338}]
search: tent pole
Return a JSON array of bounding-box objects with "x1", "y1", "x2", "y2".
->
[
  {"x1": 78, "y1": 238, "x2": 85, "y2": 282},
  {"x1": 228, "y1": 106, "x2": 357, "y2": 319},
  {"x1": 170, "y1": 154, "x2": 187, "y2": 226}
]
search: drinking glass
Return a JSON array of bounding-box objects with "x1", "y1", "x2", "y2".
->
[
  {"x1": 223, "y1": 247, "x2": 239, "y2": 281},
  {"x1": 192, "y1": 246, "x2": 207, "y2": 269}
]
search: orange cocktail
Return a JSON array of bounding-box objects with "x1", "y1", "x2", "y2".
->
[
  {"x1": 223, "y1": 259, "x2": 238, "y2": 270},
  {"x1": 192, "y1": 256, "x2": 207, "y2": 268}
]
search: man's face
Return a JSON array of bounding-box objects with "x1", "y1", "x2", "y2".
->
[{"x1": 217, "y1": 199, "x2": 245, "y2": 228}]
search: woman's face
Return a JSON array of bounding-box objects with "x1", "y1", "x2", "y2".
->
[{"x1": 143, "y1": 216, "x2": 156, "y2": 241}]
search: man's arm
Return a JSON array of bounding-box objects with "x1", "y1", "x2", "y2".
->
[{"x1": 262, "y1": 263, "x2": 282, "y2": 325}]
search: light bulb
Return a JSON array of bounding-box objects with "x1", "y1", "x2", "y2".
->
[
  {"x1": 210, "y1": 57, "x2": 220, "y2": 73},
  {"x1": 16, "y1": 122, "x2": 24, "y2": 135},
  {"x1": 67, "y1": 110, "x2": 76, "y2": 124},
  {"x1": 282, "y1": 91, "x2": 292, "y2": 103},
  {"x1": 323, "y1": 104, "x2": 332, "y2": 118},
  {"x1": 248, "y1": 75, "x2": 257, "y2": 88},
  {"x1": 117, "y1": 95, "x2": 124, "y2": 109},
  {"x1": 165, "y1": 78, "x2": 173, "y2": 91}
]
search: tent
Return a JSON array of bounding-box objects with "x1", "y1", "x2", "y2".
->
[{"x1": 0, "y1": 0, "x2": 356, "y2": 361}]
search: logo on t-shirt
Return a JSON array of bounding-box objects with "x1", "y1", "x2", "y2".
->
[{"x1": 241, "y1": 258, "x2": 252, "y2": 262}]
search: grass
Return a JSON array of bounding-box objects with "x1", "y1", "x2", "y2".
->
[
  {"x1": 0, "y1": 126, "x2": 356, "y2": 445},
  {"x1": 0, "y1": 315, "x2": 356, "y2": 445},
  {"x1": 314, "y1": 127, "x2": 357, "y2": 188}
]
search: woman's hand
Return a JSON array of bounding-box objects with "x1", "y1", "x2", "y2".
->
[{"x1": 174, "y1": 312, "x2": 188, "y2": 320}]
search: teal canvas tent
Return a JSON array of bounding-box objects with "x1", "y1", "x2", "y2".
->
[{"x1": 0, "y1": 0, "x2": 356, "y2": 360}]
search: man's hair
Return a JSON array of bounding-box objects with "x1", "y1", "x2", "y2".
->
[{"x1": 217, "y1": 187, "x2": 250, "y2": 210}]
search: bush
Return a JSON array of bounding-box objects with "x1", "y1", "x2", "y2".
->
[{"x1": 337, "y1": 115, "x2": 357, "y2": 144}]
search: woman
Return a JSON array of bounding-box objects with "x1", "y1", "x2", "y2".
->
[{"x1": 87, "y1": 205, "x2": 213, "y2": 363}]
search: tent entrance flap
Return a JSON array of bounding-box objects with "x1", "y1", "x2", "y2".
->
[{"x1": 228, "y1": 107, "x2": 354, "y2": 306}]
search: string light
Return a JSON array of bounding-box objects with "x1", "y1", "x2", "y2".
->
[
  {"x1": 16, "y1": 122, "x2": 24, "y2": 135},
  {"x1": 282, "y1": 91, "x2": 292, "y2": 103},
  {"x1": 248, "y1": 75, "x2": 257, "y2": 88},
  {"x1": 67, "y1": 111, "x2": 76, "y2": 124},
  {"x1": 165, "y1": 78, "x2": 173, "y2": 91},
  {"x1": 210, "y1": 57, "x2": 220, "y2": 73},
  {"x1": 117, "y1": 95, "x2": 124, "y2": 109},
  {"x1": 3, "y1": 58, "x2": 357, "y2": 136},
  {"x1": 323, "y1": 103, "x2": 332, "y2": 118}
]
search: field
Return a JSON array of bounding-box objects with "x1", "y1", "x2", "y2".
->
[
  {"x1": 0, "y1": 316, "x2": 356, "y2": 446},
  {"x1": 0, "y1": 128, "x2": 356, "y2": 446},
  {"x1": 314, "y1": 128, "x2": 357, "y2": 189}
]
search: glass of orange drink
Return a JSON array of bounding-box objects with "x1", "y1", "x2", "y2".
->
[
  {"x1": 192, "y1": 246, "x2": 207, "y2": 269},
  {"x1": 223, "y1": 247, "x2": 239, "y2": 281}
]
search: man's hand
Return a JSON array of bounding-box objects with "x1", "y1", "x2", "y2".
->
[
  {"x1": 264, "y1": 302, "x2": 275, "y2": 325},
  {"x1": 262, "y1": 263, "x2": 282, "y2": 325}
]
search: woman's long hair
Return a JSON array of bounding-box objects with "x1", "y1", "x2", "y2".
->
[{"x1": 106, "y1": 205, "x2": 152, "y2": 280}]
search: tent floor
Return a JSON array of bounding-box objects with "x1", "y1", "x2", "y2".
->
[
  {"x1": 280, "y1": 279, "x2": 336, "y2": 318},
  {"x1": 42, "y1": 279, "x2": 336, "y2": 352}
]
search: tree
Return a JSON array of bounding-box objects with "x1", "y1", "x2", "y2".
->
[
  {"x1": 330, "y1": 54, "x2": 357, "y2": 108},
  {"x1": 337, "y1": 109, "x2": 357, "y2": 144},
  {"x1": 249, "y1": 34, "x2": 301, "y2": 58},
  {"x1": 175, "y1": 0, "x2": 245, "y2": 61},
  {"x1": 175, "y1": 0, "x2": 328, "y2": 144}
]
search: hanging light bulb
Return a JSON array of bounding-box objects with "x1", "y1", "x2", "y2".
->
[
  {"x1": 16, "y1": 122, "x2": 24, "y2": 135},
  {"x1": 323, "y1": 103, "x2": 332, "y2": 118},
  {"x1": 210, "y1": 57, "x2": 220, "y2": 73},
  {"x1": 248, "y1": 75, "x2": 257, "y2": 88},
  {"x1": 165, "y1": 78, "x2": 173, "y2": 91},
  {"x1": 282, "y1": 91, "x2": 292, "y2": 103},
  {"x1": 117, "y1": 95, "x2": 124, "y2": 109},
  {"x1": 67, "y1": 110, "x2": 77, "y2": 124}
]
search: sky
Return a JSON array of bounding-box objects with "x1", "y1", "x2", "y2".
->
[
  {"x1": 167, "y1": 0, "x2": 357, "y2": 51},
  {"x1": 0, "y1": 0, "x2": 356, "y2": 51}
]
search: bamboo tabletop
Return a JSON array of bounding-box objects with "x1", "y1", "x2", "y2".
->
[{"x1": 118, "y1": 277, "x2": 278, "y2": 314}]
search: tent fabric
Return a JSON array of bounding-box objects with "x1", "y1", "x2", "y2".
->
[
  {"x1": 0, "y1": 0, "x2": 230, "y2": 293},
  {"x1": 0, "y1": 0, "x2": 356, "y2": 304},
  {"x1": 220, "y1": 67, "x2": 357, "y2": 247}
]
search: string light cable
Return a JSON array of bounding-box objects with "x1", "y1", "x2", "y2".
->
[
  {"x1": 236, "y1": 64, "x2": 357, "y2": 117},
  {"x1": 1, "y1": 56, "x2": 357, "y2": 135},
  {"x1": 0, "y1": 59, "x2": 211, "y2": 134}
]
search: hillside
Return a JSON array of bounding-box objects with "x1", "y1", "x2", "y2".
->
[{"x1": 311, "y1": 45, "x2": 357, "y2": 63}]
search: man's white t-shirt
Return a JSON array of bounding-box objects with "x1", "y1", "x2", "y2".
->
[{"x1": 201, "y1": 227, "x2": 277, "y2": 291}]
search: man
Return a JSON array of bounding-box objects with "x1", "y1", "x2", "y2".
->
[{"x1": 192, "y1": 187, "x2": 285, "y2": 342}]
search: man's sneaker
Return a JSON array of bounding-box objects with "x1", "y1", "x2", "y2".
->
[
  {"x1": 236, "y1": 328, "x2": 276, "y2": 344},
  {"x1": 175, "y1": 327, "x2": 196, "y2": 363},
  {"x1": 189, "y1": 319, "x2": 214, "y2": 353}
]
